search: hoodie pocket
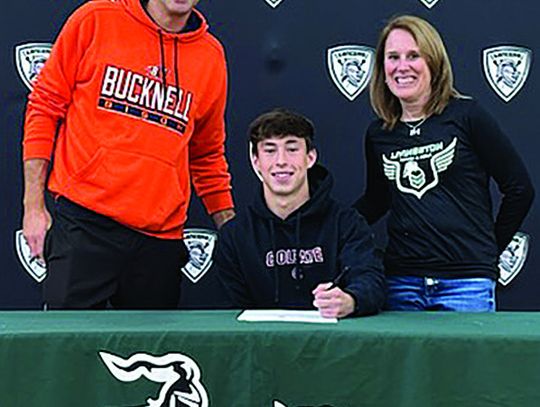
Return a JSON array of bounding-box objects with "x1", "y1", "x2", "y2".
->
[{"x1": 70, "y1": 147, "x2": 187, "y2": 233}]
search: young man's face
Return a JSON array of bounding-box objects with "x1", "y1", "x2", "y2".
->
[{"x1": 253, "y1": 135, "x2": 317, "y2": 199}]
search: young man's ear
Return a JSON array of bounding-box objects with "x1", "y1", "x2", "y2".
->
[
  {"x1": 307, "y1": 148, "x2": 317, "y2": 169},
  {"x1": 249, "y1": 142, "x2": 264, "y2": 181}
]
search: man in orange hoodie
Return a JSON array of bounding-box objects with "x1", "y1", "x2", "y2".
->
[{"x1": 22, "y1": 0, "x2": 235, "y2": 309}]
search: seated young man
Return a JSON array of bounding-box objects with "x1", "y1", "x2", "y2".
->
[{"x1": 214, "y1": 109, "x2": 385, "y2": 318}]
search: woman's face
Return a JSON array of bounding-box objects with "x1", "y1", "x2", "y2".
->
[{"x1": 384, "y1": 28, "x2": 432, "y2": 108}]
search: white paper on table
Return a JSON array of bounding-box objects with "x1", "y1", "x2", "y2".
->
[{"x1": 237, "y1": 309, "x2": 337, "y2": 324}]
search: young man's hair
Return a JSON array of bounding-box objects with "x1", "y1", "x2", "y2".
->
[{"x1": 248, "y1": 108, "x2": 315, "y2": 156}]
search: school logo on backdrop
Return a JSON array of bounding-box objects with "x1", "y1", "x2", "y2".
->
[
  {"x1": 483, "y1": 46, "x2": 532, "y2": 102},
  {"x1": 100, "y1": 351, "x2": 209, "y2": 407},
  {"x1": 14, "y1": 230, "x2": 47, "y2": 283},
  {"x1": 327, "y1": 45, "x2": 375, "y2": 101},
  {"x1": 264, "y1": 0, "x2": 284, "y2": 8},
  {"x1": 498, "y1": 232, "x2": 529, "y2": 286},
  {"x1": 382, "y1": 138, "x2": 457, "y2": 199},
  {"x1": 14, "y1": 42, "x2": 52, "y2": 90},
  {"x1": 181, "y1": 228, "x2": 217, "y2": 283},
  {"x1": 418, "y1": 0, "x2": 441, "y2": 8}
]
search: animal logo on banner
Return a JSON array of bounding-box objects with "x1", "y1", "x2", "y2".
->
[
  {"x1": 418, "y1": 0, "x2": 441, "y2": 8},
  {"x1": 100, "y1": 351, "x2": 209, "y2": 407},
  {"x1": 382, "y1": 138, "x2": 457, "y2": 199},
  {"x1": 181, "y1": 228, "x2": 217, "y2": 283},
  {"x1": 264, "y1": 0, "x2": 284, "y2": 8},
  {"x1": 327, "y1": 45, "x2": 375, "y2": 101},
  {"x1": 14, "y1": 42, "x2": 52, "y2": 90},
  {"x1": 498, "y1": 232, "x2": 530, "y2": 286},
  {"x1": 483, "y1": 45, "x2": 532, "y2": 102},
  {"x1": 14, "y1": 230, "x2": 47, "y2": 283}
]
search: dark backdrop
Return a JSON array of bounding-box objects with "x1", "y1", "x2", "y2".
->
[{"x1": 1, "y1": 0, "x2": 538, "y2": 310}]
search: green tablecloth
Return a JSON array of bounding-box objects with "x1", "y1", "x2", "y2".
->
[{"x1": 1, "y1": 311, "x2": 539, "y2": 407}]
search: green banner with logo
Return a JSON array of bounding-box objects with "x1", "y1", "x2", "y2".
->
[{"x1": 1, "y1": 311, "x2": 540, "y2": 406}]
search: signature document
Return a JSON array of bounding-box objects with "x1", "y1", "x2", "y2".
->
[{"x1": 237, "y1": 309, "x2": 337, "y2": 324}]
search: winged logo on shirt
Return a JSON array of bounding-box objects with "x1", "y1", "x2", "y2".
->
[{"x1": 383, "y1": 138, "x2": 457, "y2": 199}]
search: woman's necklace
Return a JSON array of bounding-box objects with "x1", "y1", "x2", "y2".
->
[{"x1": 403, "y1": 117, "x2": 427, "y2": 136}]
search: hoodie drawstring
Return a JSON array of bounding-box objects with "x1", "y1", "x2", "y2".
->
[
  {"x1": 173, "y1": 37, "x2": 180, "y2": 91},
  {"x1": 269, "y1": 220, "x2": 279, "y2": 304},
  {"x1": 292, "y1": 213, "x2": 303, "y2": 286},
  {"x1": 158, "y1": 30, "x2": 167, "y2": 93},
  {"x1": 270, "y1": 214, "x2": 304, "y2": 304},
  {"x1": 157, "y1": 32, "x2": 181, "y2": 96},
  {"x1": 158, "y1": 30, "x2": 167, "y2": 99}
]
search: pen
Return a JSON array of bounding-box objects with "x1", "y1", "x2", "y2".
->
[{"x1": 328, "y1": 266, "x2": 350, "y2": 289}]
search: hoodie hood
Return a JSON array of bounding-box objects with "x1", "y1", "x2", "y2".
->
[
  {"x1": 121, "y1": 0, "x2": 208, "y2": 41},
  {"x1": 251, "y1": 163, "x2": 334, "y2": 222}
]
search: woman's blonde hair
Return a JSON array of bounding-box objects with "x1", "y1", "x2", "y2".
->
[{"x1": 370, "y1": 15, "x2": 461, "y2": 129}]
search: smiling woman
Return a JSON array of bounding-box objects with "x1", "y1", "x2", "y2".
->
[
  {"x1": 353, "y1": 15, "x2": 534, "y2": 312},
  {"x1": 370, "y1": 15, "x2": 459, "y2": 129},
  {"x1": 383, "y1": 28, "x2": 432, "y2": 119}
]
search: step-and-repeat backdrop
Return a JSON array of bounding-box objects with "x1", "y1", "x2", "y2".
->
[{"x1": 2, "y1": 0, "x2": 538, "y2": 310}]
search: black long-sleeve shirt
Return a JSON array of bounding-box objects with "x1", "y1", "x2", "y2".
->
[{"x1": 355, "y1": 97, "x2": 534, "y2": 280}]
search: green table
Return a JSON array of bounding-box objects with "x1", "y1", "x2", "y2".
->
[{"x1": 1, "y1": 311, "x2": 539, "y2": 407}]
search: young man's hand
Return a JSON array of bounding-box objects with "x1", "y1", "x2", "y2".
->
[{"x1": 312, "y1": 283, "x2": 356, "y2": 319}]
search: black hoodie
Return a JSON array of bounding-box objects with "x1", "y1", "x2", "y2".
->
[{"x1": 214, "y1": 164, "x2": 385, "y2": 316}]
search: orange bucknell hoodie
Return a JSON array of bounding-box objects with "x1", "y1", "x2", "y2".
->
[{"x1": 23, "y1": 0, "x2": 233, "y2": 239}]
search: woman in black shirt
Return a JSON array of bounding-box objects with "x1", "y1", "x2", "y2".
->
[{"x1": 354, "y1": 15, "x2": 534, "y2": 311}]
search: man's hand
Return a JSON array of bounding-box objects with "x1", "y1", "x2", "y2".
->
[
  {"x1": 312, "y1": 282, "x2": 356, "y2": 319},
  {"x1": 22, "y1": 158, "x2": 51, "y2": 261},
  {"x1": 23, "y1": 207, "x2": 52, "y2": 261},
  {"x1": 212, "y1": 208, "x2": 235, "y2": 229}
]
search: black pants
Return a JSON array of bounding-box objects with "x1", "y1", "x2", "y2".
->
[{"x1": 43, "y1": 197, "x2": 188, "y2": 310}]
